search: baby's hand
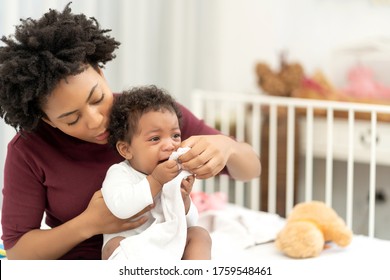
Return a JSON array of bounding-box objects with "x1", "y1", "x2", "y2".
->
[
  {"x1": 181, "y1": 175, "x2": 195, "y2": 195},
  {"x1": 150, "y1": 160, "x2": 179, "y2": 186},
  {"x1": 181, "y1": 175, "x2": 195, "y2": 213}
]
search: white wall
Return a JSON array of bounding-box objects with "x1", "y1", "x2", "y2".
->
[
  {"x1": 1, "y1": 0, "x2": 390, "y2": 207},
  {"x1": 2, "y1": 0, "x2": 390, "y2": 103}
]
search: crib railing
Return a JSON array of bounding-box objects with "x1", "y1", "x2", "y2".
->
[{"x1": 191, "y1": 89, "x2": 390, "y2": 239}]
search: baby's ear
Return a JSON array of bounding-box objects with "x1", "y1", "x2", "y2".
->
[{"x1": 116, "y1": 141, "x2": 133, "y2": 160}]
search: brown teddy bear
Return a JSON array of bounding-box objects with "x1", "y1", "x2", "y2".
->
[
  {"x1": 275, "y1": 201, "x2": 353, "y2": 258},
  {"x1": 255, "y1": 54, "x2": 305, "y2": 97}
]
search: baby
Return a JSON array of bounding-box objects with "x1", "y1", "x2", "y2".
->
[{"x1": 101, "y1": 85, "x2": 211, "y2": 260}]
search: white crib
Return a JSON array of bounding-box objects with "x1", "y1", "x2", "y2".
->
[{"x1": 191, "y1": 89, "x2": 390, "y2": 241}]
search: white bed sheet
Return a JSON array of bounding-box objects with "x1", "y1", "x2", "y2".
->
[
  {"x1": 200, "y1": 204, "x2": 389, "y2": 278},
  {"x1": 198, "y1": 204, "x2": 389, "y2": 259}
]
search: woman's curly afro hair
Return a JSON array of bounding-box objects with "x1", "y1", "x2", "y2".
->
[
  {"x1": 0, "y1": 2, "x2": 120, "y2": 132},
  {"x1": 108, "y1": 85, "x2": 182, "y2": 149}
]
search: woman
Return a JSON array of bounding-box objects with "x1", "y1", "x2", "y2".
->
[{"x1": 0, "y1": 3, "x2": 260, "y2": 259}]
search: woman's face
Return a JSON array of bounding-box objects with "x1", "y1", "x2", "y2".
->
[{"x1": 42, "y1": 66, "x2": 114, "y2": 144}]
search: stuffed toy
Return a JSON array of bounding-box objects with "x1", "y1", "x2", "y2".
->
[
  {"x1": 255, "y1": 54, "x2": 305, "y2": 97},
  {"x1": 342, "y1": 65, "x2": 390, "y2": 100},
  {"x1": 190, "y1": 191, "x2": 227, "y2": 213},
  {"x1": 275, "y1": 201, "x2": 353, "y2": 259}
]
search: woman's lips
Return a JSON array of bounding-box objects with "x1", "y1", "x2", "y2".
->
[{"x1": 96, "y1": 130, "x2": 109, "y2": 141}]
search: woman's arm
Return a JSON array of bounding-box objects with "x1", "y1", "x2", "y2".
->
[
  {"x1": 7, "y1": 191, "x2": 151, "y2": 260},
  {"x1": 5, "y1": 190, "x2": 149, "y2": 259},
  {"x1": 6, "y1": 215, "x2": 94, "y2": 260}
]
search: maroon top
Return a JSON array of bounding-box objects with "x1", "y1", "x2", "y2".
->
[{"x1": 1, "y1": 103, "x2": 221, "y2": 259}]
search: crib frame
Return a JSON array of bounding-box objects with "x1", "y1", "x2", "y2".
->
[{"x1": 191, "y1": 89, "x2": 390, "y2": 239}]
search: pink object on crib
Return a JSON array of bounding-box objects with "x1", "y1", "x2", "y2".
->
[
  {"x1": 342, "y1": 65, "x2": 390, "y2": 99},
  {"x1": 190, "y1": 191, "x2": 227, "y2": 213}
]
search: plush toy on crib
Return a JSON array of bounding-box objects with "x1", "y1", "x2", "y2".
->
[
  {"x1": 255, "y1": 53, "x2": 305, "y2": 97},
  {"x1": 275, "y1": 201, "x2": 353, "y2": 258}
]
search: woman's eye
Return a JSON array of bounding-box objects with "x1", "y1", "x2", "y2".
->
[
  {"x1": 67, "y1": 116, "x2": 80, "y2": 126},
  {"x1": 91, "y1": 93, "x2": 105, "y2": 105}
]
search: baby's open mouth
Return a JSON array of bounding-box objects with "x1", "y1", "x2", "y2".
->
[{"x1": 158, "y1": 158, "x2": 169, "y2": 164}]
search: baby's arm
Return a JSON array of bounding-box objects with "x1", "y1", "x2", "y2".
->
[
  {"x1": 101, "y1": 163, "x2": 154, "y2": 219},
  {"x1": 102, "y1": 160, "x2": 180, "y2": 219}
]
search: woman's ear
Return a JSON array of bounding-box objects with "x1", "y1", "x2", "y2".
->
[
  {"x1": 116, "y1": 141, "x2": 133, "y2": 160},
  {"x1": 97, "y1": 66, "x2": 105, "y2": 78}
]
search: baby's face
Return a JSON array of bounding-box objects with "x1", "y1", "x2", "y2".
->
[{"x1": 126, "y1": 110, "x2": 181, "y2": 174}]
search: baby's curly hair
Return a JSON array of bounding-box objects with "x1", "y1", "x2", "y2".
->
[
  {"x1": 108, "y1": 85, "x2": 182, "y2": 148},
  {"x1": 0, "y1": 2, "x2": 120, "y2": 132}
]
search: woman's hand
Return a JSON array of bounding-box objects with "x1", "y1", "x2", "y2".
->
[
  {"x1": 179, "y1": 135, "x2": 229, "y2": 179},
  {"x1": 179, "y1": 134, "x2": 261, "y2": 181}
]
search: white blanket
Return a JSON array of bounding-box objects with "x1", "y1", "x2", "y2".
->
[{"x1": 197, "y1": 204, "x2": 285, "y2": 259}]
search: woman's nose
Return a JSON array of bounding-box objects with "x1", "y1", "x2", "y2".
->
[{"x1": 86, "y1": 107, "x2": 103, "y2": 129}]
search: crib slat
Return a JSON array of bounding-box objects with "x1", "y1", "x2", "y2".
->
[
  {"x1": 325, "y1": 108, "x2": 334, "y2": 206},
  {"x1": 368, "y1": 112, "x2": 377, "y2": 238},
  {"x1": 235, "y1": 103, "x2": 245, "y2": 142},
  {"x1": 285, "y1": 105, "x2": 296, "y2": 215},
  {"x1": 268, "y1": 105, "x2": 278, "y2": 213},
  {"x1": 305, "y1": 106, "x2": 314, "y2": 201},
  {"x1": 250, "y1": 105, "x2": 261, "y2": 211},
  {"x1": 346, "y1": 110, "x2": 355, "y2": 229}
]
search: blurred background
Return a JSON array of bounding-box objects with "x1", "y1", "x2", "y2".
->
[{"x1": 1, "y1": 0, "x2": 390, "y2": 206}]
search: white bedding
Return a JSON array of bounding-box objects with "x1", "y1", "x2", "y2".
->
[
  {"x1": 199, "y1": 204, "x2": 388, "y2": 260},
  {"x1": 199, "y1": 204, "x2": 389, "y2": 279},
  {"x1": 196, "y1": 203, "x2": 285, "y2": 259}
]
